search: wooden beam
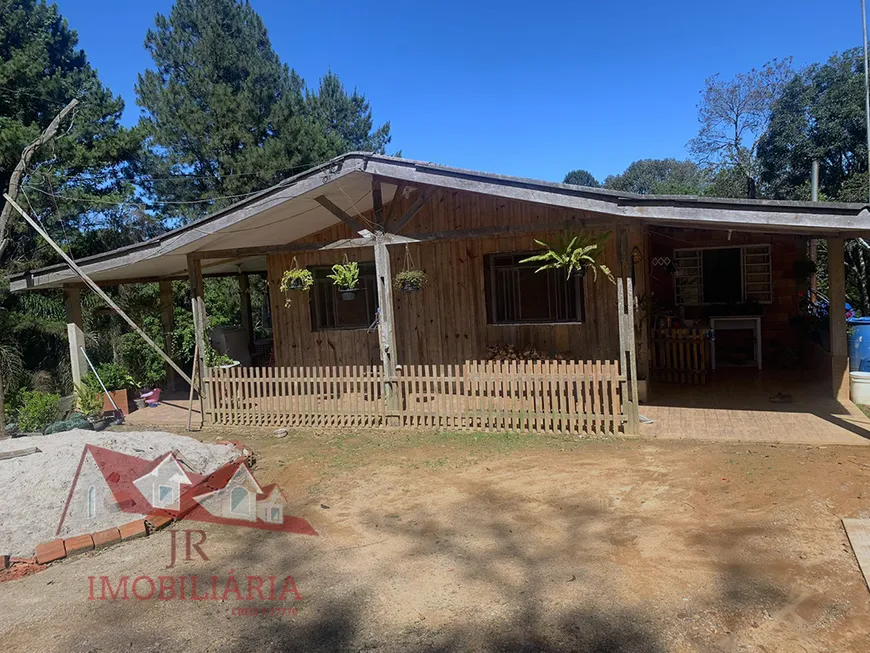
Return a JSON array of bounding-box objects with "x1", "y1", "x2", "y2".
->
[
  {"x1": 187, "y1": 254, "x2": 210, "y2": 413},
  {"x1": 63, "y1": 286, "x2": 88, "y2": 392},
  {"x1": 4, "y1": 194, "x2": 193, "y2": 386},
  {"x1": 238, "y1": 272, "x2": 254, "y2": 351},
  {"x1": 828, "y1": 235, "x2": 849, "y2": 401},
  {"x1": 387, "y1": 182, "x2": 406, "y2": 223},
  {"x1": 315, "y1": 195, "x2": 368, "y2": 233},
  {"x1": 392, "y1": 187, "x2": 439, "y2": 233},
  {"x1": 188, "y1": 218, "x2": 620, "y2": 261},
  {"x1": 373, "y1": 233, "x2": 399, "y2": 417},
  {"x1": 159, "y1": 280, "x2": 177, "y2": 391},
  {"x1": 372, "y1": 177, "x2": 385, "y2": 227}
]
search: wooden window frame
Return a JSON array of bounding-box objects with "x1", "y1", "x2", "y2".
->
[
  {"x1": 673, "y1": 244, "x2": 772, "y2": 306},
  {"x1": 309, "y1": 263, "x2": 378, "y2": 331},
  {"x1": 484, "y1": 251, "x2": 586, "y2": 325}
]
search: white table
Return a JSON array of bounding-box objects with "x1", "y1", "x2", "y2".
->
[{"x1": 710, "y1": 316, "x2": 762, "y2": 370}]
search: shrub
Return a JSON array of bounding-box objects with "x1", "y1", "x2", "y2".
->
[
  {"x1": 85, "y1": 363, "x2": 135, "y2": 392},
  {"x1": 75, "y1": 383, "x2": 104, "y2": 418},
  {"x1": 118, "y1": 331, "x2": 165, "y2": 389},
  {"x1": 17, "y1": 391, "x2": 61, "y2": 433}
]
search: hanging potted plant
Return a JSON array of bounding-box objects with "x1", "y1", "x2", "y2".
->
[
  {"x1": 327, "y1": 259, "x2": 360, "y2": 300},
  {"x1": 520, "y1": 232, "x2": 615, "y2": 283},
  {"x1": 395, "y1": 269, "x2": 426, "y2": 292},
  {"x1": 394, "y1": 246, "x2": 426, "y2": 292},
  {"x1": 279, "y1": 258, "x2": 314, "y2": 306}
]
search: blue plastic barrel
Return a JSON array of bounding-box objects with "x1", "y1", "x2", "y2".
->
[{"x1": 847, "y1": 317, "x2": 870, "y2": 371}]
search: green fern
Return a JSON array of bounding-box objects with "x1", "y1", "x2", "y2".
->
[{"x1": 520, "y1": 232, "x2": 615, "y2": 284}]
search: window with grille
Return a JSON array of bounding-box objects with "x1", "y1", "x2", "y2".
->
[
  {"x1": 674, "y1": 245, "x2": 772, "y2": 306},
  {"x1": 484, "y1": 253, "x2": 585, "y2": 324},
  {"x1": 309, "y1": 263, "x2": 378, "y2": 330}
]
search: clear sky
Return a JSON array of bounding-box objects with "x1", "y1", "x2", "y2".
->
[{"x1": 56, "y1": 0, "x2": 862, "y2": 184}]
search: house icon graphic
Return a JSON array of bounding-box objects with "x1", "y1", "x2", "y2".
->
[{"x1": 57, "y1": 445, "x2": 316, "y2": 538}]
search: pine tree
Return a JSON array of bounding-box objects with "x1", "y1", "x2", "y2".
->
[
  {"x1": 1, "y1": 0, "x2": 143, "y2": 269},
  {"x1": 307, "y1": 71, "x2": 391, "y2": 156},
  {"x1": 136, "y1": 0, "x2": 329, "y2": 222}
]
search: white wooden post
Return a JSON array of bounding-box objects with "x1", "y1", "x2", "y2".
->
[
  {"x1": 64, "y1": 286, "x2": 88, "y2": 391},
  {"x1": 187, "y1": 255, "x2": 210, "y2": 417}
]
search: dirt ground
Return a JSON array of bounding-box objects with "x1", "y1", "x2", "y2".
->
[{"x1": 1, "y1": 427, "x2": 870, "y2": 652}]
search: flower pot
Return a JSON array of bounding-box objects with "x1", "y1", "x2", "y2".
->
[
  {"x1": 340, "y1": 288, "x2": 358, "y2": 301},
  {"x1": 400, "y1": 281, "x2": 421, "y2": 293},
  {"x1": 569, "y1": 266, "x2": 587, "y2": 279},
  {"x1": 101, "y1": 388, "x2": 129, "y2": 416},
  {"x1": 288, "y1": 278, "x2": 306, "y2": 290}
]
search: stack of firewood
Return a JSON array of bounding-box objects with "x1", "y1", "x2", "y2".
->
[{"x1": 486, "y1": 343, "x2": 548, "y2": 361}]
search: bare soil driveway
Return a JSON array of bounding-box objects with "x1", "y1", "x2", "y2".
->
[{"x1": 1, "y1": 429, "x2": 870, "y2": 652}]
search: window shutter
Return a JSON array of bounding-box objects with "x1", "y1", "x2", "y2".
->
[
  {"x1": 742, "y1": 245, "x2": 772, "y2": 303},
  {"x1": 674, "y1": 249, "x2": 702, "y2": 306}
]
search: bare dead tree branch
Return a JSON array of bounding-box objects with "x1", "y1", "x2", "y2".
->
[{"x1": 0, "y1": 97, "x2": 79, "y2": 260}]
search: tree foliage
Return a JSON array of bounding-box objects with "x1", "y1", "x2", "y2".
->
[
  {"x1": 603, "y1": 158, "x2": 707, "y2": 195},
  {"x1": 562, "y1": 169, "x2": 600, "y2": 187},
  {"x1": 689, "y1": 58, "x2": 793, "y2": 198},
  {"x1": 758, "y1": 49, "x2": 866, "y2": 202},
  {"x1": 0, "y1": 0, "x2": 146, "y2": 270},
  {"x1": 135, "y1": 0, "x2": 390, "y2": 223}
]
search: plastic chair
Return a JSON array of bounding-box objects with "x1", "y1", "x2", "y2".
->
[{"x1": 141, "y1": 388, "x2": 162, "y2": 407}]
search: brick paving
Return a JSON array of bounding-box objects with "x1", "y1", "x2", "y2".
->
[{"x1": 640, "y1": 368, "x2": 870, "y2": 445}]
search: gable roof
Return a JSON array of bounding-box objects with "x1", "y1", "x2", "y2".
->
[{"x1": 11, "y1": 152, "x2": 870, "y2": 292}]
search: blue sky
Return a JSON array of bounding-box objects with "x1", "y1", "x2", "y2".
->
[{"x1": 57, "y1": 0, "x2": 861, "y2": 183}]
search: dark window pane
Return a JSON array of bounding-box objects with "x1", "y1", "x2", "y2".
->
[
  {"x1": 310, "y1": 264, "x2": 377, "y2": 330},
  {"x1": 485, "y1": 253, "x2": 583, "y2": 324},
  {"x1": 702, "y1": 248, "x2": 741, "y2": 304}
]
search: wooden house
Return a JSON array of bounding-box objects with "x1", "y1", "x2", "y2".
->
[{"x1": 10, "y1": 153, "x2": 870, "y2": 435}]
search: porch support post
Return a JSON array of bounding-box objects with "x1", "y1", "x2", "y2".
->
[
  {"x1": 374, "y1": 234, "x2": 399, "y2": 418},
  {"x1": 63, "y1": 286, "x2": 88, "y2": 391},
  {"x1": 186, "y1": 255, "x2": 210, "y2": 416},
  {"x1": 828, "y1": 235, "x2": 849, "y2": 401},
  {"x1": 238, "y1": 273, "x2": 254, "y2": 351},
  {"x1": 159, "y1": 280, "x2": 177, "y2": 392}
]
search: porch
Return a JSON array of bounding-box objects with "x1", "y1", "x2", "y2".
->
[{"x1": 641, "y1": 368, "x2": 870, "y2": 445}]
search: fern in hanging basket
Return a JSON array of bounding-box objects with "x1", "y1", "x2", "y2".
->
[
  {"x1": 394, "y1": 269, "x2": 426, "y2": 292},
  {"x1": 327, "y1": 261, "x2": 360, "y2": 291},
  {"x1": 280, "y1": 268, "x2": 314, "y2": 292},
  {"x1": 520, "y1": 232, "x2": 615, "y2": 283}
]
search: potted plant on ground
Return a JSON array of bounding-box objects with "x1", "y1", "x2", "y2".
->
[
  {"x1": 85, "y1": 362, "x2": 135, "y2": 416},
  {"x1": 520, "y1": 232, "x2": 615, "y2": 283},
  {"x1": 328, "y1": 260, "x2": 360, "y2": 300},
  {"x1": 279, "y1": 262, "x2": 314, "y2": 306}
]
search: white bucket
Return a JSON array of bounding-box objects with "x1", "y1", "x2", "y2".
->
[{"x1": 850, "y1": 371, "x2": 870, "y2": 405}]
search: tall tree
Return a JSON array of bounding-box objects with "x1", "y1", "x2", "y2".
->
[
  {"x1": 689, "y1": 59, "x2": 793, "y2": 198},
  {"x1": 307, "y1": 71, "x2": 391, "y2": 156},
  {"x1": 562, "y1": 169, "x2": 600, "y2": 187},
  {"x1": 758, "y1": 49, "x2": 866, "y2": 202},
  {"x1": 604, "y1": 158, "x2": 707, "y2": 195},
  {"x1": 1, "y1": 0, "x2": 143, "y2": 269},
  {"x1": 136, "y1": 0, "x2": 329, "y2": 222}
]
